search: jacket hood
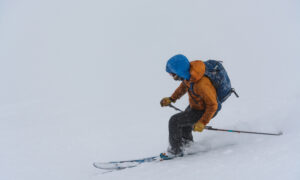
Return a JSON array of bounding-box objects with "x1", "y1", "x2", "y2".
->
[
  {"x1": 189, "y1": 61, "x2": 206, "y2": 83},
  {"x1": 166, "y1": 54, "x2": 191, "y2": 80}
]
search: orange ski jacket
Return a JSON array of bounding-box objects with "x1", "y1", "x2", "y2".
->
[{"x1": 170, "y1": 60, "x2": 218, "y2": 125}]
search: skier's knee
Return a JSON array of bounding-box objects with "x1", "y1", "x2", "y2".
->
[{"x1": 169, "y1": 115, "x2": 179, "y2": 127}]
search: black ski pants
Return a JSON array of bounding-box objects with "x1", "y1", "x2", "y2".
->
[{"x1": 168, "y1": 106, "x2": 217, "y2": 154}]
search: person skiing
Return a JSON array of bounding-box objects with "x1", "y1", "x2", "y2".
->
[{"x1": 160, "y1": 54, "x2": 221, "y2": 157}]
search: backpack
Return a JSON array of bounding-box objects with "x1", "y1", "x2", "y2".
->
[{"x1": 189, "y1": 60, "x2": 238, "y2": 110}]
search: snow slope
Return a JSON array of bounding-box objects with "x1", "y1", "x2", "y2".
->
[{"x1": 1, "y1": 0, "x2": 300, "y2": 180}]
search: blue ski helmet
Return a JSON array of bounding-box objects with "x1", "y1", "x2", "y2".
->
[{"x1": 166, "y1": 54, "x2": 191, "y2": 80}]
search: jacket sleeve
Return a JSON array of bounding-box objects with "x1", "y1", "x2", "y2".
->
[
  {"x1": 197, "y1": 82, "x2": 218, "y2": 125},
  {"x1": 170, "y1": 82, "x2": 188, "y2": 101}
]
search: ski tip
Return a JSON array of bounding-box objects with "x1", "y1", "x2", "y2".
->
[{"x1": 92, "y1": 162, "x2": 99, "y2": 168}]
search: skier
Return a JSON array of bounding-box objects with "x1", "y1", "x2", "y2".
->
[{"x1": 160, "y1": 54, "x2": 221, "y2": 157}]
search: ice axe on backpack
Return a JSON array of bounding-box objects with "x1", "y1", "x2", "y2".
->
[{"x1": 168, "y1": 104, "x2": 282, "y2": 136}]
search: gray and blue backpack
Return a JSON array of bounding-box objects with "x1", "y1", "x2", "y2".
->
[
  {"x1": 189, "y1": 60, "x2": 239, "y2": 111},
  {"x1": 204, "y1": 60, "x2": 239, "y2": 104}
]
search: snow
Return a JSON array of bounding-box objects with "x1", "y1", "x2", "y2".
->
[{"x1": 1, "y1": 0, "x2": 300, "y2": 180}]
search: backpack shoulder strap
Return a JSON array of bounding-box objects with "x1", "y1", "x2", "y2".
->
[{"x1": 189, "y1": 83, "x2": 200, "y2": 97}]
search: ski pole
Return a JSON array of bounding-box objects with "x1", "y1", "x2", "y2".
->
[
  {"x1": 168, "y1": 104, "x2": 183, "y2": 112},
  {"x1": 205, "y1": 126, "x2": 283, "y2": 136},
  {"x1": 168, "y1": 104, "x2": 283, "y2": 136}
]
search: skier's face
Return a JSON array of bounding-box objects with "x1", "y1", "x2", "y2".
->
[{"x1": 169, "y1": 73, "x2": 183, "y2": 81}]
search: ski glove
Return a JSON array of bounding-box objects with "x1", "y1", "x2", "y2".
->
[
  {"x1": 160, "y1": 97, "x2": 175, "y2": 107},
  {"x1": 193, "y1": 121, "x2": 205, "y2": 132}
]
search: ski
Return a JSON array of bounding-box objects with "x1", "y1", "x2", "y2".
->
[
  {"x1": 93, "y1": 155, "x2": 161, "y2": 170},
  {"x1": 93, "y1": 150, "x2": 202, "y2": 171},
  {"x1": 93, "y1": 153, "x2": 185, "y2": 170}
]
